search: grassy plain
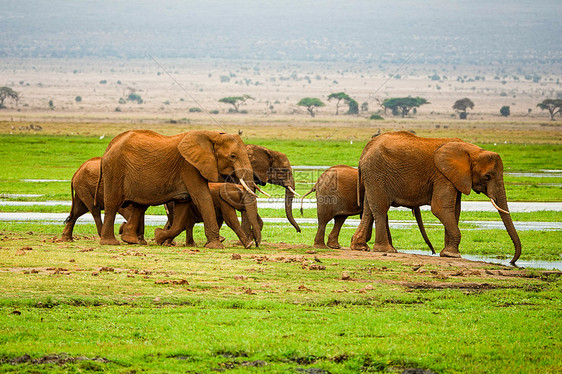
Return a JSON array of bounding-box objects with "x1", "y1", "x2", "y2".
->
[{"x1": 0, "y1": 120, "x2": 561, "y2": 373}]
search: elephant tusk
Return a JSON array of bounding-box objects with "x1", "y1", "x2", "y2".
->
[
  {"x1": 255, "y1": 184, "x2": 271, "y2": 198},
  {"x1": 240, "y1": 179, "x2": 259, "y2": 198},
  {"x1": 491, "y1": 198, "x2": 510, "y2": 214},
  {"x1": 287, "y1": 185, "x2": 301, "y2": 197}
]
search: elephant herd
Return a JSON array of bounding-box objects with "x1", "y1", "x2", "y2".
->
[{"x1": 62, "y1": 129, "x2": 521, "y2": 264}]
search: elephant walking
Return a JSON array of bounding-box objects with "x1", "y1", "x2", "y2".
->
[
  {"x1": 61, "y1": 157, "x2": 144, "y2": 243},
  {"x1": 98, "y1": 130, "x2": 256, "y2": 248},
  {"x1": 154, "y1": 183, "x2": 262, "y2": 248},
  {"x1": 350, "y1": 131, "x2": 521, "y2": 264},
  {"x1": 301, "y1": 164, "x2": 434, "y2": 252}
]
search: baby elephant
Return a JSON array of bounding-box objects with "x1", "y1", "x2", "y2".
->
[
  {"x1": 301, "y1": 164, "x2": 434, "y2": 252},
  {"x1": 61, "y1": 157, "x2": 145, "y2": 243},
  {"x1": 154, "y1": 183, "x2": 262, "y2": 248}
]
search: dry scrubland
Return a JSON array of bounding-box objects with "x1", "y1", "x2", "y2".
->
[
  {"x1": 0, "y1": 58, "x2": 561, "y2": 373},
  {"x1": 0, "y1": 58, "x2": 561, "y2": 131}
]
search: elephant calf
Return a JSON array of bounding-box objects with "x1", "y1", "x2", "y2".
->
[
  {"x1": 61, "y1": 157, "x2": 145, "y2": 243},
  {"x1": 154, "y1": 183, "x2": 262, "y2": 248},
  {"x1": 302, "y1": 164, "x2": 434, "y2": 252}
]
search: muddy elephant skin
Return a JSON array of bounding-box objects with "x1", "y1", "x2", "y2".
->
[{"x1": 350, "y1": 131, "x2": 521, "y2": 264}]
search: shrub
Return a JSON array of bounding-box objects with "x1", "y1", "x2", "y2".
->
[
  {"x1": 500, "y1": 105, "x2": 510, "y2": 117},
  {"x1": 75, "y1": 96, "x2": 82, "y2": 103},
  {"x1": 209, "y1": 110, "x2": 219, "y2": 114},
  {"x1": 370, "y1": 114, "x2": 384, "y2": 120},
  {"x1": 189, "y1": 107, "x2": 202, "y2": 113}
]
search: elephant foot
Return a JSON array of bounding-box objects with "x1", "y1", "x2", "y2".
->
[
  {"x1": 185, "y1": 239, "x2": 196, "y2": 247},
  {"x1": 100, "y1": 237, "x2": 120, "y2": 246},
  {"x1": 205, "y1": 240, "x2": 224, "y2": 249},
  {"x1": 327, "y1": 241, "x2": 341, "y2": 249},
  {"x1": 440, "y1": 247, "x2": 461, "y2": 258},
  {"x1": 61, "y1": 235, "x2": 73, "y2": 242},
  {"x1": 313, "y1": 243, "x2": 328, "y2": 249},
  {"x1": 350, "y1": 241, "x2": 370, "y2": 251},
  {"x1": 121, "y1": 232, "x2": 140, "y2": 244},
  {"x1": 137, "y1": 236, "x2": 148, "y2": 245},
  {"x1": 242, "y1": 239, "x2": 253, "y2": 249},
  {"x1": 154, "y1": 228, "x2": 171, "y2": 245},
  {"x1": 371, "y1": 243, "x2": 397, "y2": 253},
  {"x1": 220, "y1": 236, "x2": 226, "y2": 242}
]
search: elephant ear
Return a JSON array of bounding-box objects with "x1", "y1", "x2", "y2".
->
[
  {"x1": 247, "y1": 145, "x2": 271, "y2": 185},
  {"x1": 178, "y1": 130, "x2": 219, "y2": 182},
  {"x1": 434, "y1": 142, "x2": 480, "y2": 195}
]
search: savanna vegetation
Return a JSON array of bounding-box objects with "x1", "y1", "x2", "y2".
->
[{"x1": 0, "y1": 120, "x2": 560, "y2": 373}]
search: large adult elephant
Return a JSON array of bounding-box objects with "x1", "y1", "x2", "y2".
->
[
  {"x1": 301, "y1": 164, "x2": 434, "y2": 252},
  {"x1": 245, "y1": 144, "x2": 301, "y2": 232},
  {"x1": 97, "y1": 129, "x2": 256, "y2": 248},
  {"x1": 350, "y1": 131, "x2": 521, "y2": 264}
]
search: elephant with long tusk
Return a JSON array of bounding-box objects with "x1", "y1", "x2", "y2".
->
[{"x1": 350, "y1": 131, "x2": 521, "y2": 264}]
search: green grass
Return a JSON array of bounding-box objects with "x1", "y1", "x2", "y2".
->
[
  {"x1": 0, "y1": 226, "x2": 560, "y2": 373},
  {"x1": 0, "y1": 134, "x2": 561, "y2": 201},
  {"x1": 0, "y1": 132, "x2": 561, "y2": 373}
]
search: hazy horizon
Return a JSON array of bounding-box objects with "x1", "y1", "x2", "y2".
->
[{"x1": 1, "y1": 0, "x2": 561, "y2": 68}]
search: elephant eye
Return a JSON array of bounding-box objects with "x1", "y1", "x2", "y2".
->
[
  {"x1": 229, "y1": 154, "x2": 237, "y2": 160},
  {"x1": 484, "y1": 174, "x2": 492, "y2": 181}
]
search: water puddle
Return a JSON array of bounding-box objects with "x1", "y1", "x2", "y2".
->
[{"x1": 402, "y1": 249, "x2": 562, "y2": 271}]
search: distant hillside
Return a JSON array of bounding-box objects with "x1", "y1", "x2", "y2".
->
[{"x1": 1, "y1": 0, "x2": 561, "y2": 66}]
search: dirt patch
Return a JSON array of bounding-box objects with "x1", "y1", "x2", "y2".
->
[{"x1": 3, "y1": 353, "x2": 110, "y2": 366}]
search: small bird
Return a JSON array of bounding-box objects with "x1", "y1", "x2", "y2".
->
[{"x1": 238, "y1": 129, "x2": 243, "y2": 136}]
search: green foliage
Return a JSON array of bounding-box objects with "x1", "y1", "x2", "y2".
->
[
  {"x1": 297, "y1": 97, "x2": 325, "y2": 117},
  {"x1": 500, "y1": 105, "x2": 510, "y2": 117},
  {"x1": 48, "y1": 99, "x2": 55, "y2": 110},
  {"x1": 218, "y1": 95, "x2": 254, "y2": 112},
  {"x1": 537, "y1": 98, "x2": 562, "y2": 120},
  {"x1": 74, "y1": 96, "x2": 82, "y2": 103},
  {"x1": 127, "y1": 93, "x2": 143, "y2": 104},
  {"x1": 369, "y1": 113, "x2": 384, "y2": 120},
  {"x1": 453, "y1": 97, "x2": 474, "y2": 114},
  {"x1": 0, "y1": 86, "x2": 19, "y2": 108},
  {"x1": 188, "y1": 107, "x2": 203, "y2": 112},
  {"x1": 381, "y1": 96, "x2": 429, "y2": 117},
  {"x1": 327, "y1": 92, "x2": 358, "y2": 115}
]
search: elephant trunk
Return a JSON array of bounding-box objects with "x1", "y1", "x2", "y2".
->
[
  {"x1": 491, "y1": 185, "x2": 521, "y2": 265},
  {"x1": 245, "y1": 199, "x2": 262, "y2": 247},
  {"x1": 285, "y1": 186, "x2": 301, "y2": 233}
]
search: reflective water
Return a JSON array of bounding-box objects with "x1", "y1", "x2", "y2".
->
[{"x1": 402, "y1": 250, "x2": 562, "y2": 271}]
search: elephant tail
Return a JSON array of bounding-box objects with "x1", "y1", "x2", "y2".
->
[
  {"x1": 299, "y1": 185, "x2": 316, "y2": 215},
  {"x1": 93, "y1": 158, "x2": 102, "y2": 207}
]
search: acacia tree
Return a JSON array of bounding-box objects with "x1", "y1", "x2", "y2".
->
[
  {"x1": 218, "y1": 94, "x2": 254, "y2": 112},
  {"x1": 537, "y1": 99, "x2": 562, "y2": 120},
  {"x1": 0, "y1": 87, "x2": 19, "y2": 108},
  {"x1": 382, "y1": 97, "x2": 429, "y2": 117},
  {"x1": 297, "y1": 97, "x2": 325, "y2": 117},
  {"x1": 453, "y1": 98, "x2": 474, "y2": 119},
  {"x1": 327, "y1": 92, "x2": 359, "y2": 115}
]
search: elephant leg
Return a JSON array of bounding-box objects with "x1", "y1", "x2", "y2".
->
[
  {"x1": 100, "y1": 204, "x2": 120, "y2": 245},
  {"x1": 370, "y1": 201, "x2": 396, "y2": 253},
  {"x1": 183, "y1": 175, "x2": 223, "y2": 249},
  {"x1": 154, "y1": 202, "x2": 190, "y2": 245},
  {"x1": 431, "y1": 195, "x2": 462, "y2": 258},
  {"x1": 351, "y1": 197, "x2": 373, "y2": 251},
  {"x1": 313, "y1": 215, "x2": 329, "y2": 249},
  {"x1": 327, "y1": 215, "x2": 346, "y2": 249},
  {"x1": 221, "y1": 203, "x2": 252, "y2": 249},
  {"x1": 61, "y1": 198, "x2": 89, "y2": 241},
  {"x1": 121, "y1": 204, "x2": 146, "y2": 244}
]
